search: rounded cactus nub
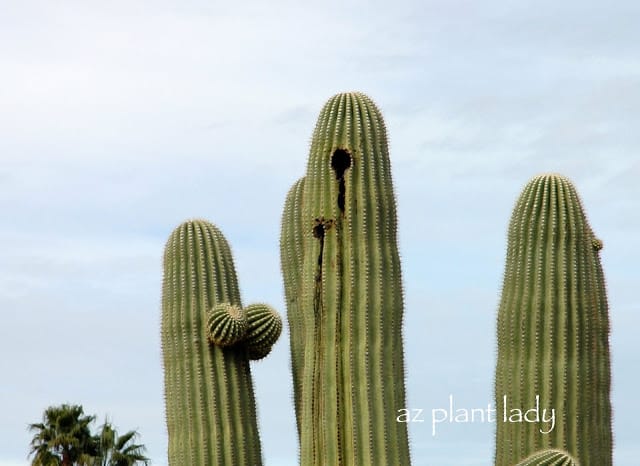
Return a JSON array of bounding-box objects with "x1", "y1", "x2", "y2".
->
[
  {"x1": 515, "y1": 449, "x2": 580, "y2": 466},
  {"x1": 592, "y1": 237, "x2": 604, "y2": 251},
  {"x1": 494, "y1": 174, "x2": 612, "y2": 466},
  {"x1": 207, "y1": 303, "x2": 247, "y2": 347},
  {"x1": 244, "y1": 303, "x2": 283, "y2": 360}
]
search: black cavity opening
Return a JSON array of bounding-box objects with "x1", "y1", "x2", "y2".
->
[
  {"x1": 331, "y1": 149, "x2": 351, "y2": 213},
  {"x1": 313, "y1": 223, "x2": 325, "y2": 240},
  {"x1": 313, "y1": 219, "x2": 327, "y2": 291},
  {"x1": 312, "y1": 217, "x2": 333, "y2": 268}
]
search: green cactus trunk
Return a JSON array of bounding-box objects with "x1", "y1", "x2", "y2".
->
[
  {"x1": 280, "y1": 177, "x2": 305, "y2": 435},
  {"x1": 162, "y1": 220, "x2": 280, "y2": 466},
  {"x1": 494, "y1": 174, "x2": 612, "y2": 466},
  {"x1": 515, "y1": 449, "x2": 580, "y2": 466},
  {"x1": 281, "y1": 92, "x2": 411, "y2": 465}
]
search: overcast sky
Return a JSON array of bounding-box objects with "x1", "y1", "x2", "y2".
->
[{"x1": 1, "y1": 1, "x2": 638, "y2": 465}]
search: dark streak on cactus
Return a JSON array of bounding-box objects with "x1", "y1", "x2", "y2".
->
[{"x1": 494, "y1": 174, "x2": 612, "y2": 466}]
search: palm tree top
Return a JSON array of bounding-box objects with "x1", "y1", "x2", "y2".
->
[
  {"x1": 28, "y1": 404, "x2": 149, "y2": 466},
  {"x1": 28, "y1": 404, "x2": 96, "y2": 466}
]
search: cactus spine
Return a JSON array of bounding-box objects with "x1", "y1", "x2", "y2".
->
[
  {"x1": 494, "y1": 174, "x2": 612, "y2": 466},
  {"x1": 161, "y1": 219, "x2": 281, "y2": 466},
  {"x1": 515, "y1": 449, "x2": 580, "y2": 466},
  {"x1": 281, "y1": 92, "x2": 411, "y2": 465}
]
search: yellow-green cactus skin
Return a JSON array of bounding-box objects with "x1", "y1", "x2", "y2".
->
[
  {"x1": 494, "y1": 174, "x2": 612, "y2": 466},
  {"x1": 514, "y1": 449, "x2": 580, "y2": 466},
  {"x1": 281, "y1": 93, "x2": 411, "y2": 465},
  {"x1": 161, "y1": 219, "x2": 281, "y2": 466},
  {"x1": 280, "y1": 177, "x2": 305, "y2": 435}
]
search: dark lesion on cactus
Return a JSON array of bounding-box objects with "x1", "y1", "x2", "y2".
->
[
  {"x1": 331, "y1": 149, "x2": 351, "y2": 213},
  {"x1": 312, "y1": 217, "x2": 334, "y2": 314},
  {"x1": 312, "y1": 217, "x2": 334, "y2": 264},
  {"x1": 312, "y1": 217, "x2": 334, "y2": 238},
  {"x1": 312, "y1": 222, "x2": 325, "y2": 241}
]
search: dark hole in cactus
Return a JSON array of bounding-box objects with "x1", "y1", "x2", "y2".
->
[
  {"x1": 313, "y1": 219, "x2": 326, "y2": 308},
  {"x1": 313, "y1": 223, "x2": 325, "y2": 240},
  {"x1": 331, "y1": 149, "x2": 351, "y2": 178},
  {"x1": 315, "y1": 227, "x2": 324, "y2": 269},
  {"x1": 312, "y1": 218, "x2": 331, "y2": 266},
  {"x1": 331, "y1": 149, "x2": 351, "y2": 213}
]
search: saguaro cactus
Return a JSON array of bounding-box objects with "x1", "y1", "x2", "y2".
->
[
  {"x1": 494, "y1": 174, "x2": 612, "y2": 466},
  {"x1": 281, "y1": 92, "x2": 411, "y2": 465},
  {"x1": 280, "y1": 177, "x2": 305, "y2": 434},
  {"x1": 161, "y1": 219, "x2": 281, "y2": 466},
  {"x1": 515, "y1": 449, "x2": 580, "y2": 466}
]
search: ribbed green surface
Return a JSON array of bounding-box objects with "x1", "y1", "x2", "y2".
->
[
  {"x1": 244, "y1": 304, "x2": 283, "y2": 361},
  {"x1": 515, "y1": 449, "x2": 580, "y2": 466},
  {"x1": 494, "y1": 174, "x2": 612, "y2": 466},
  {"x1": 161, "y1": 219, "x2": 262, "y2": 466},
  {"x1": 207, "y1": 303, "x2": 247, "y2": 347},
  {"x1": 280, "y1": 177, "x2": 305, "y2": 435},
  {"x1": 283, "y1": 92, "x2": 410, "y2": 465}
]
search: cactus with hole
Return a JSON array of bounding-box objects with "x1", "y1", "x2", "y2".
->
[
  {"x1": 494, "y1": 174, "x2": 612, "y2": 466},
  {"x1": 280, "y1": 92, "x2": 411, "y2": 465},
  {"x1": 514, "y1": 449, "x2": 580, "y2": 466},
  {"x1": 161, "y1": 219, "x2": 282, "y2": 466}
]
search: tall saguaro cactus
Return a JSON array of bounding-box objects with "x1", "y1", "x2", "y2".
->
[
  {"x1": 494, "y1": 174, "x2": 612, "y2": 466},
  {"x1": 281, "y1": 92, "x2": 411, "y2": 465},
  {"x1": 162, "y1": 219, "x2": 281, "y2": 466}
]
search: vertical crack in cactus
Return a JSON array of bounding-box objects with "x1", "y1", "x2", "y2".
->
[
  {"x1": 281, "y1": 92, "x2": 410, "y2": 465},
  {"x1": 162, "y1": 219, "x2": 281, "y2": 466},
  {"x1": 494, "y1": 174, "x2": 612, "y2": 466},
  {"x1": 312, "y1": 217, "x2": 334, "y2": 316}
]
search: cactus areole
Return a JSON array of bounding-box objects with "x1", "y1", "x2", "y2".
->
[
  {"x1": 494, "y1": 174, "x2": 612, "y2": 466},
  {"x1": 281, "y1": 92, "x2": 411, "y2": 465}
]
